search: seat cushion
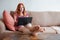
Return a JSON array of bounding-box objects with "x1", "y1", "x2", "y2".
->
[
  {"x1": 52, "y1": 26, "x2": 60, "y2": 34},
  {"x1": 42, "y1": 27, "x2": 56, "y2": 34}
]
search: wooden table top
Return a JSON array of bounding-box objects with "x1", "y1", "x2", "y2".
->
[{"x1": 0, "y1": 32, "x2": 60, "y2": 40}]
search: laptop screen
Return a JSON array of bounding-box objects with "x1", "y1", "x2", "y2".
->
[{"x1": 17, "y1": 17, "x2": 32, "y2": 26}]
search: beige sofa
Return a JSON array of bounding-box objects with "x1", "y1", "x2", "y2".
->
[{"x1": 0, "y1": 11, "x2": 60, "y2": 34}]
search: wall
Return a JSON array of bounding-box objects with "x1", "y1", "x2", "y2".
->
[
  {"x1": 0, "y1": 0, "x2": 60, "y2": 18},
  {"x1": 30, "y1": 0, "x2": 60, "y2": 11}
]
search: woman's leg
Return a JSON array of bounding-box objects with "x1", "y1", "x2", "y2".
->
[
  {"x1": 16, "y1": 25, "x2": 31, "y2": 34},
  {"x1": 3, "y1": 10, "x2": 15, "y2": 31}
]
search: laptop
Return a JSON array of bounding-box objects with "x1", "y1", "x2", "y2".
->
[{"x1": 17, "y1": 17, "x2": 32, "y2": 26}]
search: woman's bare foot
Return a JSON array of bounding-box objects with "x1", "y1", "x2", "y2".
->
[
  {"x1": 30, "y1": 25, "x2": 45, "y2": 32},
  {"x1": 29, "y1": 25, "x2": 45, "y2": 36}
]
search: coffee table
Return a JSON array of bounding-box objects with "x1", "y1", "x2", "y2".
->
[
  {"x1": 37, "y1": 33, "x2": 60, "y2": 40},
  {"x1": 0, "y1": 32, "x2": 60, "y2": 40}
]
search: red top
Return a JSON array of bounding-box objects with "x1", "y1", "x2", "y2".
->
[{"x1": 14, "y1": 12, "x2": 29, "y2": 26}]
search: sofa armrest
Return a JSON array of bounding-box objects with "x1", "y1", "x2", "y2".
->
[{"x1": 0, "y1": 20, "x2": 6, "y2": 33}]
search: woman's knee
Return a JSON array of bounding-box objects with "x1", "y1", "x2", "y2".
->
[{"x1": 26, "y1": 23, "x2": 32, "y2": 27}]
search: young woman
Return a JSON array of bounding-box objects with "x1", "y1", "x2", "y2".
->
[
  {"x1": 3, "y1": 3, "x2": 31, "y2": 31},
  {"x1": 13, "y1": 3, "x2": 32, "y2": 31}
]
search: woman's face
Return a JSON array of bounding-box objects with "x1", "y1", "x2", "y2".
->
[{"x1": 19, "y1": 5, "x2": 24, "y2": 12}]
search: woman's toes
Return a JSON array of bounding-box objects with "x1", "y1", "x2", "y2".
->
[{"x1": 39, "y1": 27, "x2": 45, "y2": 32}]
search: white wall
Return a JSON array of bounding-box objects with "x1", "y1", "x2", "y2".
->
[
  {"x1": 0, "y1": 0, "x2": 60, "y2": 18},
  {"x1": 0, "y1": 0, "x2": 18, "y2": 18},
  {"x1": 30, "y1": 0, "x2": 60, "y2": 11}
]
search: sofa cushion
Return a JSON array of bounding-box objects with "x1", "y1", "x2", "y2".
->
[{"x1": 30, "y1": 12, "x2": 60, "y2": 27}]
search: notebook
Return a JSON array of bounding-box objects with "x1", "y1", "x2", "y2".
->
[{"x1": 17, "y1": 17, "x2": 32, "y2": 26}]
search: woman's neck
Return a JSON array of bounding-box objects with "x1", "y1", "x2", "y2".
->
[{"x1": 18, "y1": 12, "x2": 23, "y2": 16}]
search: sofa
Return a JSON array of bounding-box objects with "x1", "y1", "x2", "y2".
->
[{"x1": 0, "y1": 11, "x2": 60, "y2": 34}]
